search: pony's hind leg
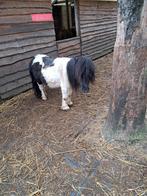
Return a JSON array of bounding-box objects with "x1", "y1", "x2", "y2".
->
[
  {"x1": 61, "y1": 87, "x2": 70, "y2": 110},
  {"x1": 67, "y1": 88, "x2": 73, "y2": 106},
  {"x1": 37, "y1": 83, "x2": 47, "y2": 100}
]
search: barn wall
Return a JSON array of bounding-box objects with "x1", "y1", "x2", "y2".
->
[
  {"x1": 79, "y1": 0, "x2": 117, "y2": 59},
  {"x1": 0, "y1": 0, "x2": 57, "y2": 99},
  {"x1": 56, "y1": 36, "x2": 81, "y2": 57},
  {"x1": 0, "y1": 0, "x2": 117, "y2": 100}
]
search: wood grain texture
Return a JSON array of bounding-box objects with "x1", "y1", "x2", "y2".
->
[
  {"x1": 0, "y1": 0, "x2": 117, "y2": 99},
  {"x1": 79, "y1": 0, "x2": 117, "y2": 59},
  {"x1": 0, "y1": 0, "x2": 57, "y2": 99},
  {"x1": 57, "y1": 37, "x2": 81, "y2": 57}
]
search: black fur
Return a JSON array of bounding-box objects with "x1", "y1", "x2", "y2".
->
[
  {"x1": 29, "y1": 57, "x2": 47, "y2": 98},
  {"x1": 67, "y1": 56, "x2": 95, "y2": 92}
]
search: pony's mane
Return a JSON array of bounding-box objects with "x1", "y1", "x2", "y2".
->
[{"x1": 67, "y1": 56, "x2": 95, "y2": 90}]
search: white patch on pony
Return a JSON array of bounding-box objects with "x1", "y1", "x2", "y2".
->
[
  {"x1": 41, "y1": 57, "x2": 71, "y2": 88},
  {"x1": 41, "y1": 57, "x2": 72, "y2": 109},
  {"x1": 37, "y1": 83, "x2": 47, "y2": 100},
  {"x1": 33, "y1": 54, "x2": 48, "y2": 68}
]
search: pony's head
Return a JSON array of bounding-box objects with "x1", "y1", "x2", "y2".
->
[
  {"x1": 67, "y1": 56, "x2": 95, "y2": 93},
  {"x1": 79, "y1": 56, "x2": 95, "y2": 93}
]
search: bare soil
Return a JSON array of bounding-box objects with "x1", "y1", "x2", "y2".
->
[{"x1": 0, "y1": 54, "x2": 147, "y2": 196}]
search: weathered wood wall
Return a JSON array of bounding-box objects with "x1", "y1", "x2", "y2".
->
[
  {"x1": 0, "y1": 0, "x2": 117, "y2": 100},
  {"x1": 0, "y1": 0, "x2": 57, "y2": 99},
  {"x1": 79, "y1": 0, "x2": 117, "y2": 59},
  {"x1": 57, "y1": 36, "x2": 81, "y2": 57}
]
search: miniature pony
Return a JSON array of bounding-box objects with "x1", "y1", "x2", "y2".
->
[{"x1": 29, "y1": 54, "x2": 95, "y2": 110}]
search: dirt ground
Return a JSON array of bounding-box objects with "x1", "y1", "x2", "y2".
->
[{"x1": 0, "y1": 54, "x2": 147, "y2": 196}]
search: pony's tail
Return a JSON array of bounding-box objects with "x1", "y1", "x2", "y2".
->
[{"x1": 29, "y1": 59, "x2": 42, "y2": 99}]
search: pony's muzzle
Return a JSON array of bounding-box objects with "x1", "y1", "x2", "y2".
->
[{"x1": 81, "y1": 85, "x2": 89, "y2": 93}]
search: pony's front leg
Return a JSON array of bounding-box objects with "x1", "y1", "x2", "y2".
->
[
  {"x1": 61, "y1": 87, "x2": 70, "y2": 111},
  {"x1": 38, "y1": 83, "x2": 47, "y2": 100}
]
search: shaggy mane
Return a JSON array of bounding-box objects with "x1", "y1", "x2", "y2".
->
[{"x1": 67, "y1": 56, "x2": 95, "y2": 90}]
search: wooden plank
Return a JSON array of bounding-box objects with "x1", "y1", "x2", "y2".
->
[
  {"x1": 58, "y1": 44, "x2": 81, "y2": 54},
  {"x1": 79, "y1": 0, "x2": 117, "y2": 59},
  {"x1": 0, "y1": 1, "x2": 51, "y2": 9},
  {"x1": 0, "y1": 14, "x2": 53, "y2": 25},
  {"x1": 58, "y1": 49, "x2": 81, "y2": 57},
  {"x1": 80, "y1": 21, "x2": 117, "y2": 28},
  {"x1": 81, "y1": 28, "x2": 116, "y2": 39},
  {"x1": 81, "y1": 24, "x2": 117, "y2": 34},
  {"x1": 0, "y1": 83, "x2": 32, "y2": 99},
  {"x1": 79, "y1": 1, "x2": 116, "y2": 10},
  {"x1": 82, "y1": 33, "x2": 116, "y2": 45},
  {"x1": 56, "y1": 37, "x2": 81, "y2": 57},
  {"x1": 81, "y1": 11, "x2": 117, "y2": 16},
  {"x1": 0, "y1": 23, "x2": 54, "y2": 35},
  {"x1": 97, "y1": 0, "x2": 117, "y2": 2},
  {"x1": 0, "y1": 41, "x2": 56, "y2": 59},
  {"x1": 90, "y1": 47, "x2": 114, "y2": 60},
  {"x1": 0, "y1": 49, "x2": 57, "y2": 78},
  {"x1": 79, "y1": 2, "x2": 117, "y2": 10},
  {"x1": 0, "y1": 0, "x2": 50, "y2": 2},
  {"x1": 79, "y1": 0, "x2": 116, "y2": 7},
  {"x1": 82, "y1": 39, "x2": 116, "y2": 52},
  {"x1": 82, "y1": 43, "x2": 115, "y2": 56},
  {"x1": 0, "y1": 76, "x2": 31, "y2": 94},
  {"x1": 58, "y1": 48, "x2": 81, "y2": 57},
  {"x1": 57, "y1": 38, "x2": 80, "y2": 50},
  {"x1": 0, "y1": 59, "x2": 32, "y2": 78},
  {"x1": 0, "y1": 15, "x2": 32, "y2": 25},
  {"x1": 82, "y1": 42, "x2": 115, "y2": 55},
  {"x1": 0, "y1": 70, "x2": 29, "y2": 86},
  {"x1": 80, "y1": 13, "x2": 117, "y2": 19},
  {"x1": 81, "y1": 26, "x2": 117, "y2": 38},
  {"x1": 56, "y1": 36, "x2": 80, "y2": 44},
  {"x1": 81, "y1": 21, "x2": 117, "y2": 33},
  {"x1": 80, "y1": 18, "x2": 117, "y2": 25},
  {"x1": 0, "y1": 0, "x2": 56, "y2": 99},
  {"x1": 0, "y1": 37, "x2": 56, "y2": 56},
  {"x1": 81, "y1": 31, "x2": 116, "y2": 42},
  {"x1": 0, "y1": 45, "x2": 57, "y2": 67},
  {"x1": 79, "y1": 2, "x2": 97, "y2": 7},
  {"x1": 0, "y1": 29, "x2": 55, "y2": 44},
  {"x1": 80, "y1": 10, "x2": 117, "y2": 15},
  {"x1": 0, "y1": 8, "x2": 50, "y2": 16}
]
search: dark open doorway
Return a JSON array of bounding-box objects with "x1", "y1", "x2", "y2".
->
[{"x1": 52, "y1": 0, "x2": 77, "y2": 40}]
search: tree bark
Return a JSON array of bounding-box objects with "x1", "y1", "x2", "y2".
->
[{"x1": 103, "y1": 0, "x2": 147, "y2": 140}]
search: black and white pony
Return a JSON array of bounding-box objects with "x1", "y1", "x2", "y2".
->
[{"x1": 29, "y1": 54, "x2": 95, "y2": 110}]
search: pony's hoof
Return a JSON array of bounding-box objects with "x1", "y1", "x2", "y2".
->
[
  {"x1": 61, "y1": 105, "x2": 70, "y2": 111},
  {"x1": 42, "y1": 96, "x2": 47, "y2": 101},
  {"x1": 68, "y1": 101, "x2": 73, "y2": 106}
]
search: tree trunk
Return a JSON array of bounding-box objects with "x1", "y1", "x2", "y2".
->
[{"x1": 103, "y1": 0, "x2": 147, "y2": 140}]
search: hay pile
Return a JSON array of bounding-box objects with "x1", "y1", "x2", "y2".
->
[{"x1": 0, "y1": 53, "x2": 147, "y2": 195}]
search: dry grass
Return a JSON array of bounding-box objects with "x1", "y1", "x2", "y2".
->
[{"x1": 0, "y1": 53, "x2": 147, "y2": 196}]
